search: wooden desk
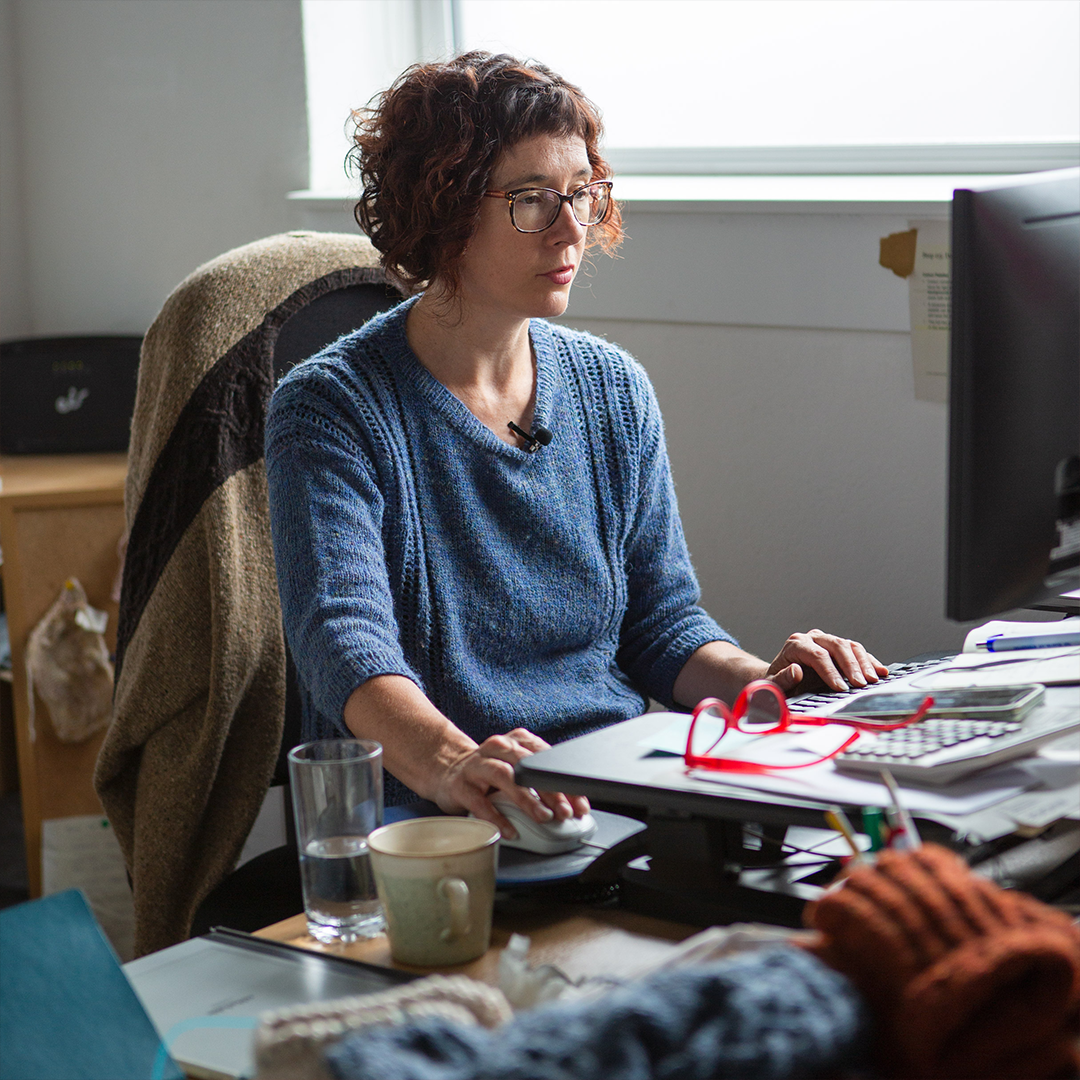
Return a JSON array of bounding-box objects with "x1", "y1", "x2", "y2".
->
[
  {"x1": 255, "y1": 900, "x2": 700, "y2": 986},
  {"x1": 0, "y1": 453, "x2": 127, "y2": 896}
]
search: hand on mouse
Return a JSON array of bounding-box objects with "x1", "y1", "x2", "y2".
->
[{"x1": 432, "y1": 727, "x2": 590, "y2": 839}]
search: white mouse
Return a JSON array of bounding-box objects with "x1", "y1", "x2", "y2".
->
[{"x1": 489, "y1": 796, "x2": 598, "y2": 855}]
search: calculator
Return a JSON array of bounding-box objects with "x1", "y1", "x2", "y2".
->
[{"x1": 833, "y1": 703, "x2": 1079, "y2": 785}]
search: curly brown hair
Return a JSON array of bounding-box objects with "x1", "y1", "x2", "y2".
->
[{"x1": 349, "y1": 52, "x2": 623, "y2": 296}]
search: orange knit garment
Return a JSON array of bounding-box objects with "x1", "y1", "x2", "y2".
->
[{"x1": 802, "y1": 844, "x2": 1080, "y2": 1079}]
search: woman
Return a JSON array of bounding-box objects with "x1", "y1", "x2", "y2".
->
[{"x1": 265, "y1": 52, "x2": 887, "y2": 840}]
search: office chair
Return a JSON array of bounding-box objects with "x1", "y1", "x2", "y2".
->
[{"x1": 94, "y1": 232, "x2": 405, "y2": 956}]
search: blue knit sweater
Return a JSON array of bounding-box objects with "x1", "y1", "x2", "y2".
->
[{"x1": 265, "y1": 298, "x2": 732, "y2": 803}]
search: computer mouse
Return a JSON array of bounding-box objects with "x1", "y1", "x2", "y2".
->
[{"x1": 489, "y1": 796, "x2": 599, "y2": 855}]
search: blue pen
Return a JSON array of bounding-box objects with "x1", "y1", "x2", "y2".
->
[{"x1": 985, "y1": 631, "x2": 1080, "y2": 652}]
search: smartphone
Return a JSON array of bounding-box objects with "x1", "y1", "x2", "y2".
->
[{"x1": 832, "y1": 684, "x2": 1045, "y2": 722}]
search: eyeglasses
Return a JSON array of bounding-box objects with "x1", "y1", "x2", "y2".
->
[
  {"x1": 684, "y1": 680, "x2": 934, "y2": 774},
  {"x1": 483, "y1": 180, "x2": 613, "y2": 234}
]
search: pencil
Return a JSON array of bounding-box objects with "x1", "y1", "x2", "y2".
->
[
  {"x1": 879, "y1": 768, "x2": 922, "y2": 850},
  {"x1": 825, "y1": 806, "x2": 863, "y2": 861}
]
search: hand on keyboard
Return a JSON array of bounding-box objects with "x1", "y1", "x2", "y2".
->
[
  {"x1": 767, "y1": 630, "x2": 889, "y2": 694},
  {"x1": 788, "y1": 658, "x2": 946, "y2": 711}
]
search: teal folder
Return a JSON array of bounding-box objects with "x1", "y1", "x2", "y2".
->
[{"x1": 0, "y1": 889, "x2": 182, "y2": 1080}]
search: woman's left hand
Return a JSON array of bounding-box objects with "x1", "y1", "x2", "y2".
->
[{"x1": 766, "y1": 629, "x2": 889, "y2": 693}]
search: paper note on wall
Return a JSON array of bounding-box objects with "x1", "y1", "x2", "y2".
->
[{"x1": 907, "y1": 219, "x2": 951, "y2": 403}]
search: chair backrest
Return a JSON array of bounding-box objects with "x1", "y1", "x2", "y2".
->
[{"x1": 95, "y1": 233, "x2": 406, "y2": 956}]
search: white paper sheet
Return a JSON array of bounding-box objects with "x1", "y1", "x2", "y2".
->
[
  {"x1": 1039, "y1": 730, "x2": 1080, "y2": 761},
  {"x1": 1002, "y1": 785, "x2": 1080, "y2": 828},
  {"x1": 902, "y1": 649, "x2": 1079, "y2": 689},
  {"x1": 687, "y1": 758, "x2": 1029, "y2": 815},
  {"x1": 908, "y1": 218, "x2": 951, "y2": 404},
  {"x1": 640, "y1": 713, "x2": 757, "y2": 757},
  {"x1": 643, "y1": 714, "x2": 846, "y2": 764},
  {"x1": 42, "y1": 814, "x2": 135, "y2": 961},
  {"x1": 963, "y1": 617, "x2": 1080, "y2": 653},
  {"x1": 644, "y1": 712, "x2": 1030, "y2": 814},
  {"x1": 930, "y1": 778, "x2": 1080, "y2": 843}
]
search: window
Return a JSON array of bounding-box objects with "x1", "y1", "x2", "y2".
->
[
  {"x1": 301, "y1": 0, "x2": 1079, "y2": 192},
  {"x1": 301, "y1": 0, "x2": 454, "y2": 192}
]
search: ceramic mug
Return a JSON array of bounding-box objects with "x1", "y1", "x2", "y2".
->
[{"x1": 366, "y1": 816, "x2": 500, "y2": 966}]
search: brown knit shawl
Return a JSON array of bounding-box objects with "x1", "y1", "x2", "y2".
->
[{"x1": 95, "y1": 232, "x2": 389, "y2": 956}]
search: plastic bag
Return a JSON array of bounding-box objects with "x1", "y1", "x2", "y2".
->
[{"x1": 26, "y1": 578, "x2": 114, "y2": 743}]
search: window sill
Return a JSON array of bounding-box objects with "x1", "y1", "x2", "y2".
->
[
  {"x1": 284, "y1": 173, "x2": 1035, "y2": 331},
  {"x1": 595, "y1": 173, "x2": 1009, "y2": 214},
  {"x1": 288, "y1": 173, "x2": 1018, "y2": 217}
]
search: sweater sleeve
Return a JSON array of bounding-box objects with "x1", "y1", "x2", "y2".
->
[
  {"x1": 614, "y1": 361, "x2": 736, "y2": 706},
  {"x1": 265, "y1": 362, "x2": 420, "y2": 726}
]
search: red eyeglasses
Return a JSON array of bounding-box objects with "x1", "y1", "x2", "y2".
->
[{"x1": 685, "y1": 680, "x2": 934, "y2": 774}]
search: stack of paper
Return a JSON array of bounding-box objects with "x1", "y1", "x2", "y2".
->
[
  {"x1": 963, "y1": 617, "x2": 1079, "y2": 653},
  {"x1": 641, "y1": 700, "x2": 1079, "y2": 844},
  {"x1": 946, "y1": 617, "x2": 1080, "y2": 688}
]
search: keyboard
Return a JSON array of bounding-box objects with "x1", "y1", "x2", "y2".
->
[
  {"x1": 790, "y1": 659, "x2": 1080, "y2": 785},
  {"x1": 787, "y1": 657, "x2": 946, "y2": 718}
]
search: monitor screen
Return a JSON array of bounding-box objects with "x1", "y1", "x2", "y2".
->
[{"x1": 947, "y1": 167, "x2": 1080, "y2": 622}]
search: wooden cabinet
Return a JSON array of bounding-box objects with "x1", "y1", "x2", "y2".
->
[{"x1": 0, "y1": 454, "x2": 127, "y2": 896}]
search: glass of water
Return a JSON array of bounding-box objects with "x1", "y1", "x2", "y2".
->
[{"x1": 287, "y1": 739, "x2": 385, "y2": 943}]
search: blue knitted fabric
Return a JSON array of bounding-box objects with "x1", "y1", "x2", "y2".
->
[
  {"x1": 266, "y1": 298, "x2": 732, "y2": 803},
  {"x1": 323, "y1": 947, "x2": 871, "y2": 1080}
]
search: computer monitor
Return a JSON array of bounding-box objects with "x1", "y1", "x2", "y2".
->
[{"x1": 947, "y1": 167, "x2": 1080, "y2": 622}]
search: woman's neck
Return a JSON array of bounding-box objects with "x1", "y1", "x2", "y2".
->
[{"x1": 406, "y1": 290, "x2": 537, "y2": 444}]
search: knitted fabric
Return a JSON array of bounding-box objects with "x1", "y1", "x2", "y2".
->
[
  {"x1": 803, "y1": 843, "x2": 1080, "y2": 1079},
  {"x1": 265, "y1": 298, "x2": 733, "y2": 805},
  {"x1": 255, "y1": 974, "x2": 513, "y2": 1080},
  {"x1": 322, "y1": 947, "x2": 869, "y2": 1080},
  {"x1": 95, "y1": 232, "x2": 389, "y2": 956}
]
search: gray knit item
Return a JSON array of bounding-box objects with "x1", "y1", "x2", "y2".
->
[{"x1": 323, "y1": 947, "x2": 869, "y2": 1080}]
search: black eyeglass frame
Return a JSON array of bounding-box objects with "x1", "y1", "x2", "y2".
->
[{"x1": 483, "y1": 180, "x2": 614, "y2": 234}]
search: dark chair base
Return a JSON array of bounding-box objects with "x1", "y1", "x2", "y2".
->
[
  {"x1": 189, "y1": 843, "x2": 302, "y2": 937},
  {"x1": 188, "y1": 803, "x2": 433, "y2": 940}
]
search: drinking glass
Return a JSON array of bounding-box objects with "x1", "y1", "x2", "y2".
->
[{"x1": 287, "y1": 739, "x2": 385, "y2": 943}]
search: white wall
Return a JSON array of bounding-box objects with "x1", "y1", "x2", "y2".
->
[
  {"x1": 0, "y1": 0, "x2": 308, "y2": 337},
  {"x1": 2, "y1": 0, "x2": 1024, "y2": 667},
  {"x1": 547, "y1": 201, "x2": 996, "y2": 663},
  {"x1": 0, "y1": 0, "x2": 30, "y2": 338},
  {"x1": 563, "y1": 315, "x2": 979, "y2": 663}
]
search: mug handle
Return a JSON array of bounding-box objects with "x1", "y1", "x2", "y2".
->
[{"x1": 436, "y1": 877, "x2": 471, "y2": 942}]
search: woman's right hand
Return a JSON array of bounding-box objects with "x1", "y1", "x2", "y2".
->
[
  {"x1": 434, "y1": 727, "x2": 591, "y2": 837},
  {"x1": 343, "y1": 676, "x2": 588, "y2": 839}
]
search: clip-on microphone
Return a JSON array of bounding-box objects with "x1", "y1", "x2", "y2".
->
[{"x1": 507, "y1": 421, "x2": 553, "y2": 453}]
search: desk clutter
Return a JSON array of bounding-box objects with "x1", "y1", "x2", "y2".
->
[
  {"x1": 263, "y1": 948, "x2": 865, "y2": 1080},
  {"x1": 253, "y1": 847, "x2": 1080, "y2": 1080},
  {"x1": 245, "y1": 849, "x2": 1080, "y2": 1080},
  {"x1": 5, "y1": 843, "x2": 1077, "y2": 1080}
]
